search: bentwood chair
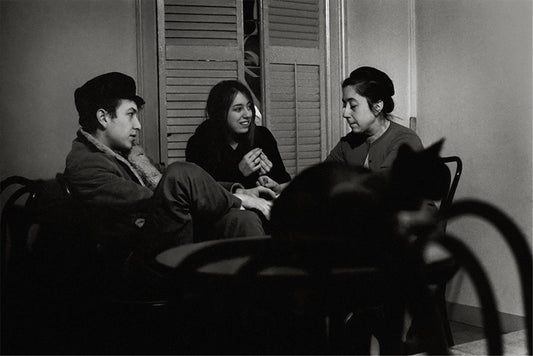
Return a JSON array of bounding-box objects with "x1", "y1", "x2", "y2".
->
[
  {"x1": 1, "y1": 174, "x2": 177, "y2": 354},
  {"x1": 403, "y1": 155, "x2": 463, "y2": 352},
  {"x1": 428, "y1": 156, "x2": 463, "y2": 346},
  {"x1": 1, "y1": 175, "x2": 99, "y2": 354},
  {"x1": 155, "y1": 235, "x2": 450, "y2": 354}
]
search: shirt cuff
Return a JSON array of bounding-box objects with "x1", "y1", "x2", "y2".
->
[{"x1": 230, "y1": 183, "x2": 245, "y2": 194}]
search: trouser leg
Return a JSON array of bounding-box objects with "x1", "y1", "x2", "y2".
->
[
  {"x1": 211, "y1": 208, "x2": 264, "y2": 241},
  {"x1": 149, "y1": 162, "x2": 262, "y2": 248}
]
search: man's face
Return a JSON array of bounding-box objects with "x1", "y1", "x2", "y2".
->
[{"x1": 102, "y1": 99, "x2": 141, "y2": 153}]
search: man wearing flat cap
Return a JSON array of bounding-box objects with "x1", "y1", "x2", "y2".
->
[{"x1": 65, "y1": 72, "x2": 273, "y2": 271}]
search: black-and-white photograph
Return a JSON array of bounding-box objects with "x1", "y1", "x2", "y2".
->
[{"x1": 1, "y1": 0, "x2": 531, "y2": 354}]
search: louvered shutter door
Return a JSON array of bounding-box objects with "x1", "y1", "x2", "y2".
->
[
  {"x1": 263, "y1": 0, "x2": 326, "y2": 177},
  {"x1": 158, "y1": 0, "x2": 244, "y2": 164}
]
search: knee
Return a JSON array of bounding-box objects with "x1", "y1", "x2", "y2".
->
[
  {"x1": 217, "y1": 209, "x2": 265, "y2": 238},
  {"x1": 164, "y1": 161, "x2": 206, "y2": 181}
]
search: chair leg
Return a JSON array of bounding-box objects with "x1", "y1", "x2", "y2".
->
[{"x1": 436, "y1": 284, "x2": 455, "y2": 347}]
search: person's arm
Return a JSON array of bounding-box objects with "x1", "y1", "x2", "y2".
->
[
  {"x1": 379, "y1": 133, "x2": 423, "y2": 170},
  {"x1": 259, "y1": 127, "x2": 291, "y2": 184},
  {"x1": 65, "y1": 153, "x2": 153, "y2": 207},
  {"x1": 233, "y1": 186, "x2": 276, "y2": 220},
  {"x1": 325, "y1": 140, "x2": 345, "y2": 163},
  {"x1": 186, "y1": 133, "x2": 243, "y2": 191},
  {"x1": 256, "y1": 175, "x2": 288, "y2": 195}
]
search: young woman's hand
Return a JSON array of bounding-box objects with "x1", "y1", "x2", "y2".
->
[
  {"x1": 257, "y1": 176, "x2": 289, "y2": 195},
  {"x1": 258, "y1": 152, "x2": 273, "y2": 175},
  {"x1": 238, "y1": 148, "x2": 263, "y2": 176},
  {"x1": 256, "y1": 176, "x2": 280, "y2": 194}
]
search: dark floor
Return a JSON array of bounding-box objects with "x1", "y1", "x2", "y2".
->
[{"x1": 450, "y1": 320, "x2": 486, "y2": 345}]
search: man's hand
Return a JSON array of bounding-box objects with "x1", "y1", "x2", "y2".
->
[
  {"x1": 256, "y1": 176, "x2": 286, "y2": 195},
  {"x1": 233, "y1": 193, "x2": 273, "y2": 220},
  {"x1": 235, "y1": 186, "x2": 277, "y2": 200}
]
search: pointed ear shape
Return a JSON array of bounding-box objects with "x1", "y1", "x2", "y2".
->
[
  {"x1": 426, "y1": 138, "x2": 445, "y2": 156},
  {"x1": 396, "y1": 142, "x2": 415, "y2": 159}
]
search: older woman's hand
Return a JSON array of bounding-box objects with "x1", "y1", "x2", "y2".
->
[{"x1": 238, "y1": 148, "x2": 263, "y2": 176}]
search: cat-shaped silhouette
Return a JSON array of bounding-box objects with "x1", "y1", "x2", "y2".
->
[{"x1": 270, "y1": 140, "x2": 450, "y2": 246}]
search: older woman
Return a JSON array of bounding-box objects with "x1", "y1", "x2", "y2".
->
[{"x1": 326, "y1": 66, "x2": 422, "y2": 170}]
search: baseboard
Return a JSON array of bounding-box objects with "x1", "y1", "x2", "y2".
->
[{"x1": 447, "y1": 302, "x2": 526, "y2": 333}]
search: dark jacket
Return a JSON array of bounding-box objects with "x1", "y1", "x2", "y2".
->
[
  {"x1": 64, "y1": 129, "x2": 160, "y2": 250},
  {"x1": 186, "y1": 122, "x2": 291, "y2": 188}
]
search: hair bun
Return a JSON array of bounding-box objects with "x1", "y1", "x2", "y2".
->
[{"x1": 349, "y1": 66, "x2": 395, "y2": 97}]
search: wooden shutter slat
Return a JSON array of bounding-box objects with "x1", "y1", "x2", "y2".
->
[
  {"x1": 299, "y1": 137, "x2": 320, "y2": 145},
  {"x1": 166, "y1": 85, "x2": 214, "y2": 93},
  {"x1": 270, "y1": 0, "x2": 318, "y2": 12},
  {"x1": 168, "y1": 142, "x2": 188, "y2": 149},
  {"x1": 167, "y1": 69, "x2": 236, "y2": 78},
  {"x1": 275, "y1": 0, "x2": 317, "y2": 4},
  {"x1": 298, "y1": 144, "x2": 320, "y2": 152},
  {"x1": 166, "y1": 38, "x2": 238, "y2": 46},
  {"x1": 166, "y1": 30, "x2": 237, "y2": 39},
  {"x1": 166, "y1": 132, "x2": 193, "y2": 141},
  {"x1": 270, "y1": 123, "x2": 296, "y2": 131},
  {"x1": 166, "y1": 14, "x2": 236, "y2": 23},
  {"x1": 271, "y1": 101, "x2": 295, "y2": 109},
  {"x1": 167, "y1": 125, "x2": 198, "y2": 133},
  {"x1": 167, "y1": 77, "x2": 227, "y2": 85},
  {"x1": 167, "y1": 101, "x2": 205, "y2": 110},
  {"x1": 165, "y1": 5, "x2": 236, "y2": 15},
  {"x1": 166, "y1": 22, "x2": 236, "y2": 31},
  {"x1": 166, "y1": 60, "x2": 237, "y2": 70},
  {"x1": 298, "y1": 129, "x2": 320, "y2": 137},
  {"x1": 270, "y1": 38, "x2": 317, "y2": 48},
  {"x1": 271, "y1": 109, "x2": 297, "y2": 116},
  {"x1": 168, "y1": 134, "x2": 193, "y2": 143},
  {"x1": 167, "y1": 93, "x2": 208, "y2": 101},
  {"x1": 166, "y1": 0, "x2": 235, "y2": 7},
  {"x1": 167, "y1": 109, "x2": 205, "y2": 117},
  {"x1": 269, "y1": 7, "x2": 318, "y2": 19},
  {"x1": 271, "y1": 131, "x2": 296, "y2": 138},
  {"x1": 270, "y1": 22, "x2": 318, "y2": 34},
  {"x1": 270, "y1": 14, "x2": 317, "y2": 26},
  {"x1": 168, "y1": 117, "x2": 205, "y2": 126}
]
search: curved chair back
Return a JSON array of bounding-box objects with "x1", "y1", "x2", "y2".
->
[
  {"x1": 161, "y1": 236, "x2": 448, "y2": 354},
  {"x1": 440, "y1": 156, "x2": 463, "y2": 212},
  {"x1": 442, "y1": 200, "x2": 532, "y2": 355}
]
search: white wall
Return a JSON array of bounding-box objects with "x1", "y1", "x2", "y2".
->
[
  {"x1": 345, "y1": 0, "x2": 532, "y2": 318},
  {"x1": 344, "y1": 0, "x2": 412, "y2": 129},
  {"x1": 416, "y1": 0, "x2": 532, "y2": 317},
  {"x1": 0, "y1": 0, "x2": 139, "y2": 181}
]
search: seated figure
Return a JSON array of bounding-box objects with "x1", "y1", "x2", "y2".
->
[
  {"x1": 186, "y1": 80, "x2": 291, "y2": 195},
  {"x1": 64, "y1": 72, "x2": 275, "y2": 271}
]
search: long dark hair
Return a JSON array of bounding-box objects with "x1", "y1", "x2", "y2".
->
[{"x1": 205, "y1": 80, "x2": 256, "y2": 149}]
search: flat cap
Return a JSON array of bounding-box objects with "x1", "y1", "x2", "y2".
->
[{"x1": 75, "y1": 72, "x2": 145, "y2": 128}]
